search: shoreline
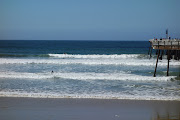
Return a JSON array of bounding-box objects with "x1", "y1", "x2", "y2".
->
[
  {"x1": 0, "y1": 95, "x2": 180, "y2": 102},
  {"x1": 1, "y1": 97, "x2": 180, "y2": 120}
]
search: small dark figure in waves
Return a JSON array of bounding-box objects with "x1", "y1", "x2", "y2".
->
[{"x1": 51, "y1": 70, "x2": 54, "y2": 74}]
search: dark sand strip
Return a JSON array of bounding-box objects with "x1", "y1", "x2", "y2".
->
[{"x1": 0, "y1": 97, "x2": 180, "y2": 120}]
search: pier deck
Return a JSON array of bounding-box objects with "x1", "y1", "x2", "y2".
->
[
  {"x1": 149, "y1": 39, "x2": 180, "y2": 77},
  {"x1": 149, "y1": 39, "x2": 180, "y2": 50}
]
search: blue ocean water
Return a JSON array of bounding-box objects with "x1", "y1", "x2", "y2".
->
[
  {"x1": 0, "y1": 40, "x2": 149, "y2": 55},
  {"x1": 0, "y1": 40, "x2": 179, "y2": 100}
]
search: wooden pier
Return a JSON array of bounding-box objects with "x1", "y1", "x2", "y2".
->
[{"x1": 148, "y1": 39, "x2": 180, "y2": 77}]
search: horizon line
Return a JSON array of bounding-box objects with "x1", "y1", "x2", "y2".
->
[{"x1": 0, "y1": 39, "x2": 148, "y2": 41}]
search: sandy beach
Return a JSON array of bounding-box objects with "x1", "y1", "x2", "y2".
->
[{"x1": 0, "y1": 97, "x2": 180, "y2": 120}]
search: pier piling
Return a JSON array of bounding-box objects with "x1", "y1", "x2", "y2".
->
[
  {"x1": 167, "y1": 50, "x2": 170, "y2": 76},
  {"x1": 149, "y1": 47, "x2": 152, "y2": 59},
  {"x1": 159, "y1": 50, "x2": 164, "y2": 60},
  {"x1": 154, "y1": 49, "x2": 160, "y2": 77},
  {"x1": 149, "y1": 37, "x2": 180, "y2": 77}
]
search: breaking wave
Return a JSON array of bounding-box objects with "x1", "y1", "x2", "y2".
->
[
  {"x1": 48, "y1": 54, "x2": 142, "y2": 59},
  {"x1": 0, "y1": 58, "x2": 179, "y2": 66},
  {"x1": 0, "y1": 53, "x2": 149, "y2": 59},
  {"x1": 0, "y1": 92, "x2": 179, "y2": 101},
  {"x1": 0, "y1": 71, "x2": 175, "y2": 81}
]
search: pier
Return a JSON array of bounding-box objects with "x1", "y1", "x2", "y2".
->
[{"x1": 148, "y1": 30, "x2": 180, "y2": 77}]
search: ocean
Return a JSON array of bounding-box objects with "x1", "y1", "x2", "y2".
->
[{"x1": 0, "y1": 40, "x2": 179, "y2": 100}]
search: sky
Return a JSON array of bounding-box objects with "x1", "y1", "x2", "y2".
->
[{"x1": 0, "y1": 0, "x2": 180, "y2": 40}]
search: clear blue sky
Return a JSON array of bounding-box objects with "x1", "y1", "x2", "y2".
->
[{"x1": 0, "y1": 0, "x2": 180, "y2": 40}]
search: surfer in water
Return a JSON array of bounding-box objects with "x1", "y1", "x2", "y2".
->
[{"x1": 51, "y1": 70, "x2": 54, "y2": 74}]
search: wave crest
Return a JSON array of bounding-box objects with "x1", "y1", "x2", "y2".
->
[
  {"x1": 0, "y1": 72, "x2": 175, "y2": 81},
  {"x1": 48, "y1": 54, "x2": 141, "y2": 59},
  {"x1": 0, "y1": 58, "x2": 179, "y2": 66}
]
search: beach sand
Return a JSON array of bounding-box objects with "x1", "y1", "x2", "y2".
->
[{"x1": 0, "y1": 97, "x2": 180, "y2": 120}]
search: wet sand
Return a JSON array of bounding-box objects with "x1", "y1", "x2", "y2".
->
[{"x1": 0, "y1": 97, "x2": 180, "y2": 120}]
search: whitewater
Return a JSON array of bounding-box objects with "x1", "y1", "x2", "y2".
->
[
  {"x1": 0, "y1": 53, "x2": 180, "y2": 101},
  {"x1": 0, "y1": 40, "x2": 179, "y2": 101}
]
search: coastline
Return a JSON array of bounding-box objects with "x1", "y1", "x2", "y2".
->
[
  {"x1": 0, "y1": 95, "x2": 180, "y2": 101},
  {"x1": 1, "y1": 97, "x2": 180, "y2": 120}
]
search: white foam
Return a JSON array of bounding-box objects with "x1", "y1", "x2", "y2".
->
[
  {"x1": 48, "y1": 54, "x2": 140, "y2": 59},
  {"x1": 0, "y1": 91, "x2": 179, "y2": 101},
  {"x1": 0, "y1": 71, "x2": 175, "y2": 81},
  {"x1": 0, "y1": 58, "x2": 179, "y2": 66}
]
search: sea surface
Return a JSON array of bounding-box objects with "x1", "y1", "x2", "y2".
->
[{"x1": 0, "y1": 40, "x2": 179, "y2": 100}]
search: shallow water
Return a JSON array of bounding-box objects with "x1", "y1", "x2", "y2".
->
[{"x1": 0, "y1": 40, "x2": 179, "y2": 100}]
